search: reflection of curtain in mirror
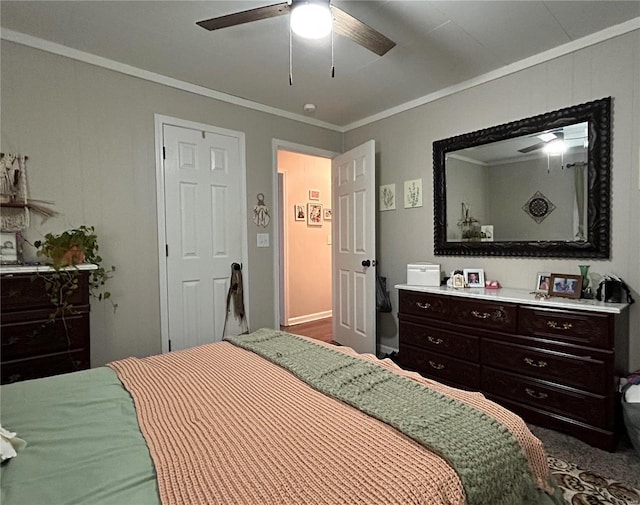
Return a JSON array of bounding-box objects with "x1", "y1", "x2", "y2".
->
[{"x1": 573, "y1": 163, "x2": 587, "y2": 240}]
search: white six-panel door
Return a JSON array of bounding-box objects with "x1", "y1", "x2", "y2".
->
[
  {"x1": 331, "y1": 140, "x2": 376, "y2": 354},
  {"x1": 161, "y1": 121, "x2": 247, "y2": 352}
]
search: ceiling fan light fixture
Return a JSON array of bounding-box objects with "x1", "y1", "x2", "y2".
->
[
  {"x1": 290, "y1": 2, "x2": 332, "y2": 39},
  {"x1": 543, "y1": 139, "x2": 567, "y2": 155}
]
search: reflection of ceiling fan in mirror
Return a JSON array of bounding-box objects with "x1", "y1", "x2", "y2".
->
[
  {"x1": 518, "y1": 130, "x2": 565, "y2": 154},
  {"x1": 196, "y1": 0, "x2": 396, "y2": 57},
  {"x1": 518, "y1": 123, "x2": 589, "y2": 155}
]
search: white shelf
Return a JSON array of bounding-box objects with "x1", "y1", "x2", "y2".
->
[{"x1": 394, "y1": 284, "x2": 628, "y2": 314}]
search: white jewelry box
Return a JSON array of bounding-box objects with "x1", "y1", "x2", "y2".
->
[{"x1": 407, "y1": 262, "x2": 441, "y2": 287}]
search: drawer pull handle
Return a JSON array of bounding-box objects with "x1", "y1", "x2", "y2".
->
[
  {"x1": 428, "y1": 360, "x2": 445, "y2": 370},
  {"x1": 471, "y1": 310, "x2": 491, "y2": 319},
  {"x1": 525, "y1": 388, "x2": 548, "y2": 400},
  {"x1": 416, "y1": 302, "x2": 431, "y2": 310},
  {"x1": 524, "y1": 358, "x2": 547, "y2": 368},
  {"x1": 547, "y1": 320, "x2": 573, "y2": 331},
  {"x1": 427, "y1": 336, "x2": 443, "y2": 345}
]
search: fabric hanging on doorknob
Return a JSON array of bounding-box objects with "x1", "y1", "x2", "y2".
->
[{"x1": 223, "y1": 262, "x2": 249, "y2": 337}]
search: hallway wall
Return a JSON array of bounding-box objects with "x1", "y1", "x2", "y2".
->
[{"x1": 278, "y1": 151, "x2": 332, "y2": 325}]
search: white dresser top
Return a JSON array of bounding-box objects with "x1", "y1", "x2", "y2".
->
[
  {"x1": 0, "y1": 264, "x2": 98, "y2": 275},
  {"x1": 395, "y1": 284, "x2": 629, "y2": 314}
]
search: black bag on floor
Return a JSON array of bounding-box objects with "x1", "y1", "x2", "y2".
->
[{"x1": 376, "y1": 273, "x2": 392, "y2": 313}]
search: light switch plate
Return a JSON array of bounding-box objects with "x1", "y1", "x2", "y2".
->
[{"x1": 257, "y1": 233, "x2": 269, "y2": 248}]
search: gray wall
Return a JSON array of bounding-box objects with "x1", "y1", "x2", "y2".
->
[
  {"x1": 2, "y1": 30, "x2": 639, "y2": 372},
  {"x1": 345, "y1": 31, "x2": 640, "y2": 370},
  {"x1": 1, "y1": 41, "x2": 342, "y2": 366}
]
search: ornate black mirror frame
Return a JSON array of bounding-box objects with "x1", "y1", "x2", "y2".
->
[{"x1": 433, "y1": 97, "x2": 611, "y2": 258}]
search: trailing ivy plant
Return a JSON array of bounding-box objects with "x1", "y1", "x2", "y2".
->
[{"x1": 33, "y1": 225, "x2": 117, "y2": 320}]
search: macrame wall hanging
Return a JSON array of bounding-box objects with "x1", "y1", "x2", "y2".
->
[{"x1": 0, "y1": 153, "x2": 58, "y2": 231}]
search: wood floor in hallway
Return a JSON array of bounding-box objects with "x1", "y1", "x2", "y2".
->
[{"x1": 280, "y1": 317, "x2": 333, "y2": 343}]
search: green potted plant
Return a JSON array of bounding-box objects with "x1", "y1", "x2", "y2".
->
[{"x1": 34, "y1": 225, "x2": 117, "y2": 315}]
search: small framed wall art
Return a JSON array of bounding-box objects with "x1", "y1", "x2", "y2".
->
[
  {"x1": 379, "y1": 183, "x2": 396, "y2": 211},
  {"x1": 307, "y1": 203, "x2": 323, "y2": 226},
  {"x1": 308, "y1": 189, "x2": 320, "y2": 201},
  {"x1": 294, "y1": 204, "x2": 305, "y2": 221},
  {"x1": 323, "y1": 208, "x2": 332, "y2": 220}
]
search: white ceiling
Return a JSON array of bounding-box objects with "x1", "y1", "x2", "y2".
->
[{"x1": 1, "y1": 1, "x2": 639, "y2": 129}]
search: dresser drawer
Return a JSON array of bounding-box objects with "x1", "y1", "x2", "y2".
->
[
  {"x1": 518, "y1": 307, "x2": 612, "y2": 349},
  {"x1": 399, "y1": 291, "x2": 448, "y2": 320},
  {"x1": 1, "y1": 349, "x2": 89, "y2": 384},
  {"x1": 482, "y1": 367, "x2": 608, "y2": 428},
  {"x1": 482, "y1": 338, "x2": 609, "y2": 395},
  {"x1": 1, "y1": 310, "x2": 90, "y2": 361},
  {"x1": 399, "y1": 344, "x2": 480, "y2": 389},
  {"x1": 400, "y1": 320, "x2": 479, "y2": 360},
  {"x1": 449, "y1": 298, "x2": 517, "y2": 333},
  {"x1": 1, "y1": 273, "x2": 90, "y2": 312}
]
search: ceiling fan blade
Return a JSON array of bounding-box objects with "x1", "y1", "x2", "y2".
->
[
  {"x1": 518, "y1": 142, "x2": 545, "y2": 154},
  {"x1": 331, "y1": 5, "x2": 396, "y2": 56},
  {"x1": 197, "y1": 2, "x2": 290, "y2": 31}
]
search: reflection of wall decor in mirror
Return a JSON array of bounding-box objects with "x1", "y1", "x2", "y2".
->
[
  {"x1": 522, "y1": 191, "x2": 556, "y2": 224},
  {"x1": 480, "y1": 225, "x2": 494, "y2": 242},
  {"x1": 379, "y1": 183, "x2": 396, "y2": 211},
  {"x1": 307, "y1": 203, "x2": 322, "y2": 226},
  {"x1": 294, "y1": 204, "x2": 305, "y2": 221},
  {"x1": 433, "y1": 97, "x2": 611, "y2": 257},
  {"x1": 457, "y1": 202, "x2": 480, "y2": 240},
  {"x1": 404, "y1": 179, "x2": 422, "y2": 208}
]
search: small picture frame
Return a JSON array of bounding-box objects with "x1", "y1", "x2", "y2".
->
[
  {"x1": 307, "y1": 203, "x2": 323, "y2": 226},
  {"x1": 464, "y1": 268, "x2": 485, "y2": 288},
  {"x1": 379, "y1": 183, "x2": 396, "y2": 211},
  {"x1": 0, "y1": 231, "x2": 19, "y2": 264},
  {"x1": 309, "y1": 189, "x2": 320, "y2": 201},
  {"x1": 536, "y1": 272, "x2": 551, "y2": 293},
  {"x1": 294, "y1": 204, "x2": 305, "y2": 221},
  {"x1": 452, "y1": 273, "x2": 465, "y2": 288},
  {"x1": 323, "y1": 208, "x2": 332, "y2": 221},
  {"x1": 549, "y1": 274, "x2": 583, "y2": 299}
]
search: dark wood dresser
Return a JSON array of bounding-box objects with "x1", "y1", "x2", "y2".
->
[
  {"x1": 396, "y1": 285, "x2": 630, "y2": 451},
  {"x1": 1, "y1": 266, "x2": 94, "y2": 384}
]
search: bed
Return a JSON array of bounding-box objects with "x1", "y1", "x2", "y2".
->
[{"x1": 1, "y1": 328, "x2": 563, "y2": 505}]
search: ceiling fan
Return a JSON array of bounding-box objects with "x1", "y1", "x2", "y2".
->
[
  {"x1": 196, "y1": 1, "x2": 396, "y2": 57},
  {"x1": 518, "y1": 130, "x2": 565, "y2": 154}
]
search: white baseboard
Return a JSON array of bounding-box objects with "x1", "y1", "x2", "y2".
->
[
  {"x1": 285, "y1": 311, "x2": 332, "y2": 326},
  {"x1": 378, "y1": 343, "x2": 398, "y2": 357}
]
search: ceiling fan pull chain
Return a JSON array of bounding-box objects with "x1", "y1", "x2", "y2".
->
[
  {"x1": 331, "y1": 14, "x2": 335, "y2": 78},
  {"x1": 289, "y1": 23, "x2": 293, "y2": 85}
]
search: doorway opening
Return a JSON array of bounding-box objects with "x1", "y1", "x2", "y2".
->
[{"x1": 277, "y1": 149, "x2": 332, "y2": 335}]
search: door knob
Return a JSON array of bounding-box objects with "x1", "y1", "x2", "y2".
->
[{"x1": 362, "y1": 259, "x2": 371, "y2": 267}]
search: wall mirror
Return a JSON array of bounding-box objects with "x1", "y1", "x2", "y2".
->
[{"x1": 433, "y1": 97, "x2": 611, "y2": 257}]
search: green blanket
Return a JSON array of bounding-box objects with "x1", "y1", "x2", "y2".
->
[
  {"x1": 1, "y1": 368, "x2": 160, "y2": 505},
  {"x1": 226, "y1": 329, "x2": 562, "y2": 505}
]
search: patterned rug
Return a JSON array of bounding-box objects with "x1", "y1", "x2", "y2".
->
[{"x1": 548, "y1": 456, "x2": 640, "y2": 504}]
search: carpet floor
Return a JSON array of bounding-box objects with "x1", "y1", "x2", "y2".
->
[
  {"x1": 548, "y1": 455, "x2": 640, "y2": 504},
  {"x1": 530, "y1": 424, "x2": 640, "y2": 504}
]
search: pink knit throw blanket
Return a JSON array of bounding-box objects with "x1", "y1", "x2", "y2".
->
[{"x1": 109, "y1": 338, "x2": 552, "y2": 505}]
